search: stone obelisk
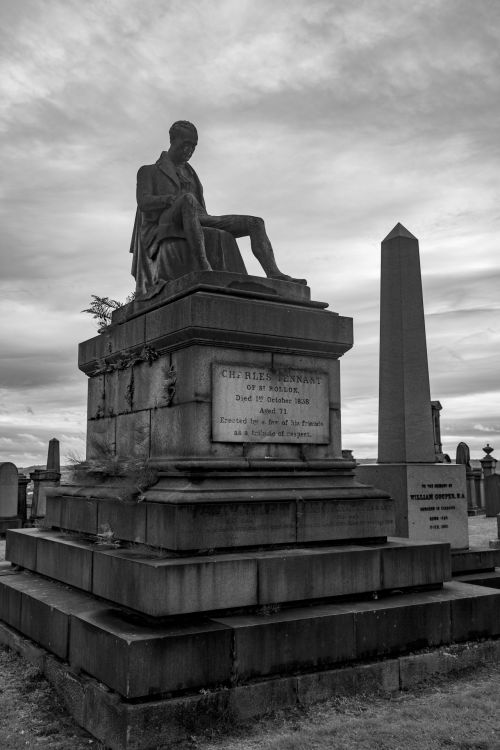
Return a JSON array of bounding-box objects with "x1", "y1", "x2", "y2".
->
[
  {"x1": 378, "y1": 223, "x2": 435, "y2": 463},
  {"x1": 357, "y1": 223, "x2": 468, "y2": 548}
]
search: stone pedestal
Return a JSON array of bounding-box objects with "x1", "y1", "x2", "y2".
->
[
  {"x1": 480, "y1": 444, "x2": 497, "y2": 478},
  {"x1": 75, "y1": 271, "x2": 394, "y2": 547},
  {"x1": 1, "y1": 272, "x2": 498, "y2": 749},
  {"x1": 30, "y1": 469, "x2": 61, "y2": 518},
  {"x1": 484, "y1": 475, "x2": 500, "y2": 517},
  {"x1": 29, "y1": 438, "x2": 62, "y2": 519},
  {"x1": 17, "y1": 473, "x2": 29, "y2": 524},
  {"x1": 472, "y1": 467, "x2": 484, "y2": 513}
]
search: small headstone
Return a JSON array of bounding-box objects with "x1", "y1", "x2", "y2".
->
[
  {"x1": 0, "y1": 462, "x2": 19, "y2": 518},
  {"x1": 456, "y1": 442, "x2": 471, "y2": 470}
]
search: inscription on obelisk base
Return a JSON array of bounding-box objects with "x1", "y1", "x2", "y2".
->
[{"x1": 357, "y1": 463, "x2": 468, "y2": 548}]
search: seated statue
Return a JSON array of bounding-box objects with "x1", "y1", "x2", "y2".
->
[{"x1": 130, "y1": 120, "x2": 306, "y2": 296}]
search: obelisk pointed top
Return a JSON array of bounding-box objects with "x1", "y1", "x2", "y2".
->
[{"x1": 382, "y1": 223, "x2": 418, "y2": 243}]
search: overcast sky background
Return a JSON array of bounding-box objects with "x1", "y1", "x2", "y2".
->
[{"x1": 1, "y1": 0, "x2": 499, "y2": 467}]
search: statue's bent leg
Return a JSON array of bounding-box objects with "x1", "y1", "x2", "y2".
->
[
  {"x1": 245, "y1": 216, "x2": 307, "y2": 284},
  {"x1": 177, "y1": 194, "x2": 212, "y2": 272},
  {"x1": 199, "y1": 214, "x2": 307, "y2": 285}
]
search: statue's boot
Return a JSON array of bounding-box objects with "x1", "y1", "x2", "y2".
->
[{"x1": 267, "y1": 271, "x2": 308, "y2": 285}]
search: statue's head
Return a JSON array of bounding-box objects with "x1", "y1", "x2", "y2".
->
[{"x1": 168, "y1": 121, "x2": 198, "y2": 164}]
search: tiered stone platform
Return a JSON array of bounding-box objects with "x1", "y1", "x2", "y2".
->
[{"x1": 1, "y1": 272, "x2": 500, "y2": 750}]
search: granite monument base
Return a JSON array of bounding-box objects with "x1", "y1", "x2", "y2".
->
[
  {"x1": 1, "y1": 564, "x2": 500, "y2": 750},
  {"x1": 356, "y1": 463, "x2": 469, "y2": 549},
  {"x1": 1, "y1": 273, "x2": 497, "y2": 749}
]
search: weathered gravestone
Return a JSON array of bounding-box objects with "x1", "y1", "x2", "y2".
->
[
  {"x1": 0, "y1": 462, "x2": 22, "y2": 531},
  {"x1": 2, "y1": 132, "x2": 499, "y2": 750},
  {"x1": 357, "y1": 224, "x2": 469, "y2": 549}
]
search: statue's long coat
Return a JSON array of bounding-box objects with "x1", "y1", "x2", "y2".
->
[{"x1": 129, "y1": 152, "x2": 206, "y2": 293}]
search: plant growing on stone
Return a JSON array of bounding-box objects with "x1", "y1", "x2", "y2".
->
[
  {"x1": 82, "y1": 292, "x2": 136, "y2": 332},
  {"x1": 66, "y1": 430, "x2": 157, "y2": 498}
]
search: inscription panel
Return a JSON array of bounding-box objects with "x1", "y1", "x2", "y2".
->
[
  {"x1": 212, "y1": 364, "x2": 329, "y2": 443},
  {"x1": 407, "y1": 464, "x2": 469, "y2": 549}
]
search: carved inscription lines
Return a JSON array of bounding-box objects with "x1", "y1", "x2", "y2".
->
[{"x1": 212, "y1": 364, "x2": 330, "y2": 444}]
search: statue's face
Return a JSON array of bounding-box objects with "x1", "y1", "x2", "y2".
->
[{"x1": 169, "y1": 130, "x2": 198, "y2": 164}]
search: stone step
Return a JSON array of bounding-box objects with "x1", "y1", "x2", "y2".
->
[
  {"x1": 455, "y1": 569, "x2": 500, "y2": 589},
  {"x1": 6, "y1": 528, "x2": 450, "y2": 616},
  {"x1": 451, "y1": 548, "x2": 500, "y2": 574},
  {"x1": 0, "y1": 569, "x2": 499, "y2": 700},
  {"x1": 0, "y1": 566, "x2": 110, "y2": 659},
  {"x1": 0, "y1": 569, "x2": 232, "y2": 697},
  {"x1": 45, "y1": 478, "x2": 394, "y2": 550}
]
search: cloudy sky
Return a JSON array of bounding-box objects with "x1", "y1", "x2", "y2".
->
[{"x1": 1, "y1": 0, "x2": 499, "y2": 467}]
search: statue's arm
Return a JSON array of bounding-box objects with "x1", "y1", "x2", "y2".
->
[
  {"x1": 136, "y1": 166, "x2": 175, "y2": 212},
  {"x1": 190, "y1": 166, "x2": 207, "y2": 212}
]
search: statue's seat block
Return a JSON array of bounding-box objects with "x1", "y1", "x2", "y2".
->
[{"x1": 78, "y1": 276, "x2": 352, "y2": 377}]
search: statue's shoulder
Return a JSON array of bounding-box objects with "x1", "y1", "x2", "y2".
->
[{"x1": 137, "y1": 162, "x2": 156, "y2": 177}]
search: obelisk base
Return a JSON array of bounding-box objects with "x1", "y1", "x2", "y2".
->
[{"x1": 356, "y1": 463, "x2": 468, "y2": 549}]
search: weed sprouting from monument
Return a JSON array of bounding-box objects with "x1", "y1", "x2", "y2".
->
[
  {"x1": 66, "y1": 431, "x2": 157, "y2": 497},
  {"x1": 82, "y1": 293, "x2": 136, "y2": 332}
]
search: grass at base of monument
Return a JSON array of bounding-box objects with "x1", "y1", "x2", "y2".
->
[
  {"x1": 1, "y1": 647, "x2": 499, "y2": 750},
  {"x1": 0, "y1": 647, "x2": 106, "y2": 749},
  {"x1": 194, "y1": 664, "x2": 500, "y2": 750}
]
